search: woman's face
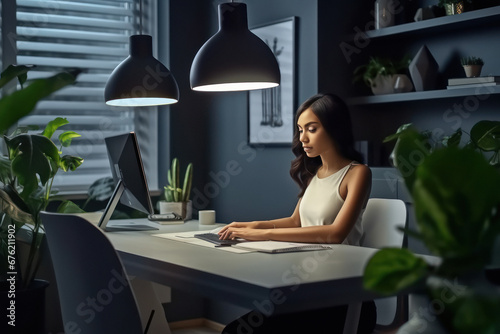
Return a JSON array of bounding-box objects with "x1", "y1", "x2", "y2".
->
[{"x1": 297, "y1": 108, "x2": 334, "y2": 158}]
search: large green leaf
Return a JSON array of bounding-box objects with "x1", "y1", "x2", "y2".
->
[
  {"x1": 363, "y1": 248, "x2": 429, "y2": 295},
  {"x1": 0, "y1": 187, "x2": 33, "y2": 224},
  {"x1": 412, "y1": 147, "x2": 500, "y2": 263},
  {"x1": 391, "y1": 127, "x2": 431, "y2": 193},
  {"x1": 0, "y1": 64, "x2": 35, "y2": 89},
  {"x1": 59, "y1": 155, "x2": 84, "y2": 172},
  {"x1": 58, "y1": 131, "x2": 81, "y2": 147},
  {"x1": 87, "y1": 177, "x2": 115, "y2": 202},
  {"x1": 41, "y1": 117, "x2": 69, "y2": 140},
  {"x1": 57, "y1": 200, "x2": 85, "y2": 213},
  {"x1": 0, "y1": 154, "x2": 12, "y2": 184},
  {"x1": 0, "y1": 70, "x2": 79, "y2": 133},
  {"x1": 4, "y1": 134, "x2": 60, "y2": 198},
  {"x1": 470, "y1": 120, "x2": 500, "y2": 152},
  {"x1": 427, "y1": 277, "x2": 500, "y2": 334}
]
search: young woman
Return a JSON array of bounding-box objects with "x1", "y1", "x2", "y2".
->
[
  {"x1": 219, "y1": 93, "x2": 376, "y2": 334},
  {"x1": 219, "y1": 93, "x2": 371, "y2": 246}
]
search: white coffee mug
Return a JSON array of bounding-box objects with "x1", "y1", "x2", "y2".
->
[{"x1": 199, "y1": 210, "x2": 216, "y2": 225}]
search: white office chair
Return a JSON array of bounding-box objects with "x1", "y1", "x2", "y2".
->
[
  {"x1": 41, "y1": 211, "x2": 157, "y2": 334},
  {"x1": 343, "y1": 198, "x2": 408, "y2": 334}
]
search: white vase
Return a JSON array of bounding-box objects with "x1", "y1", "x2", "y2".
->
[
  {"x1": 158, "y1": 200, "x2": 192, "y2": 220},
  {"x1": 370, "y1": 74, "x2": 395, "y2": 95},
  {"x1": 370, "y1": 74, "x2": 413, "y2": 95}
]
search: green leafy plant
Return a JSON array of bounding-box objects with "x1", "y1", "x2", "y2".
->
[
  {"x1": 363, "y1": 121, "x2": 500, "y2": 333},
  {"x1": 461, "y1": 56, "x2": 484, "y2": 66},
  {"x1": 353, "y1": 55, "x2": 411, "y2": 88},
  {"x1": 164, "y1": 158, "x2": 193, "y2": 202},
  {"x1": 0, "y1": 65, "x2": 81, "y2": 288}
]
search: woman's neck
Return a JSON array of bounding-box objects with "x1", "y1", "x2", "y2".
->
[{"x1": 318, "y1": 152, "x2": 351, "y2": 177}]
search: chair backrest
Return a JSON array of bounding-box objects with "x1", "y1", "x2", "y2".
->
[
  {"x1": 360, "y1": 198, "x2": 407, "y2": 249},
  {"x1": 41, "y1": 211, "x2": 144, "y2": 334},
  {"x1": 359, "y1": 198, "x2": 408, "y2": 328}
]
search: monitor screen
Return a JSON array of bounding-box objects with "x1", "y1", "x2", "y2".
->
[{"x1": 97, "y1": 132, "x2": 156, "y2": 231}]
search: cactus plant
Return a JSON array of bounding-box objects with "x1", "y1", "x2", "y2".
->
[
  {"x1": 164, "y1": 158, "x2": 193, "y2": 202},
  {"x1": 461, "y1": 56, "x2": 484, "y2": 66}
]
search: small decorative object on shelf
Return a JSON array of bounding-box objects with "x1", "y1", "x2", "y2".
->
[
  {"x1": 408, "y1": 45, "x2": 439, "y2": 91},
  {"x1": 439, "y1": 0, "x2": 467, "y2": 15},
  {"x1": 461, "y1": 56, "x2": 484, "y2": 77},
  {"x1": 353, "y1": 55, "x2": 412, "y2": 95},
  {"x1": 159, "y1": 158, "x2": 193, "y2": 220},
  {"x1": 447, "y1": 75, "x2": 500, "y2": 89},
  {"x1": 374, "y1": 0, "x2": 396, "y2": 29}
]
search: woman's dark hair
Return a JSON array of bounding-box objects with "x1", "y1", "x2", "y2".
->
[{"x1": 290, "y1": 93, "x2": 364, "y2": 197}]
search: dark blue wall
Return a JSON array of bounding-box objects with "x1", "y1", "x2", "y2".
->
[{"x1": 166, "y1": 0, "x2": 321, "y2": 224}]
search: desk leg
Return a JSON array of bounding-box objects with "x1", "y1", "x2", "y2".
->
[{"x1": 131, "y1": 278, "x2": 172, "y2": 334}]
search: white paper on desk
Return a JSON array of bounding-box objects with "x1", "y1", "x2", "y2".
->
[
  {"x1": 152, "y1": 231, "x2": 252, "y2": 253},
  {"x1": 232, "y1": 241, "x2": 333, "y2": 253}
]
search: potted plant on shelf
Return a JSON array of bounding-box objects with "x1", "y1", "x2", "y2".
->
[
  {"x1": 461, "y1": 56, "x2": 484, "y2": 78},
  {"x1": 353, "y1": 56, "x2": 413, "y2": 95},
  {"x1": 159, "y1": 158, "x2": 193, "y2": 220},
  {"x1": 438, "y1": 0, "x2": 469, "y2": 15},
  {"x1": 0, "y1": 65, "x2": 82, "y2": 333},
  {"x1": 363, "y1": 121, "x2": 500, "y2": 333}
]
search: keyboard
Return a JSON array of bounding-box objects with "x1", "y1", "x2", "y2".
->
[{"x1": 194, "y1": 233, "x2": 241, "y2": 246}]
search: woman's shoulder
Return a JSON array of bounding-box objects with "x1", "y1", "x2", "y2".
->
[{"x1": 348, "y1": 163, "x2": 372, "y2": 179}]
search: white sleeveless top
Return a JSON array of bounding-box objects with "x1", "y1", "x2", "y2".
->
[{"x1": 299, "y1": 162, "x2": 364, "y2": 246}]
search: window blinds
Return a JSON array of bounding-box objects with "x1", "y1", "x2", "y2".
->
[{"x1": 13, "y1": 0, "x2": 159, "y2": 194}]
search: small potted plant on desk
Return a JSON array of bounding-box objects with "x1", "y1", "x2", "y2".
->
[
  {"x1": 461, "y1": 56, "x2": 484, "y2": 78},
  {"x1": 353, "y1": 55, "x2": 413, "y2": 95},
  {"x1": 0, "y1": 65, "x2": 82, "y2": 333},
  {"x1": 159, "y1": 158, "x2": 193, "y2": 220},
  {"x1": 363, "y1": 121, "x2": 500, "y2": 333}
]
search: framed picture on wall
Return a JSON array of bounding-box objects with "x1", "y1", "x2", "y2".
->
[{"x1": 248, "y1": 17, "x2": 296, "y2": 146}]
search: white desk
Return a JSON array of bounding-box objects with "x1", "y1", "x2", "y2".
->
[{"x1": 105, "y1": 219, "x2": 382, "y2": 315}]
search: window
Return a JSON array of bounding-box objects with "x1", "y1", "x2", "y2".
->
[{"x1": 1, "y1": 0, "x2": 159, "y2": 194}]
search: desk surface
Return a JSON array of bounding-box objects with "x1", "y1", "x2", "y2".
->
[{"x1": 105, "y1": 219, "x2": 382, "y2": 314}]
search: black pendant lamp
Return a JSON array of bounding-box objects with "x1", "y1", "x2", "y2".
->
[
  {"x1": 190, "y1": 2, "x2": 280, "y2": 92},
  {"x1": 105, "y1": 2, "x2": 179, "y2": 106}
]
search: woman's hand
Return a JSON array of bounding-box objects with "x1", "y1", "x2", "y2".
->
[{"x1": 218, "y1": 226, "x2": 268, "y2": 241}]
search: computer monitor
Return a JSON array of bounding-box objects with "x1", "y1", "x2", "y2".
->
[{"x1": 98, "y1": 132, "x2": 158, "y2": 231}]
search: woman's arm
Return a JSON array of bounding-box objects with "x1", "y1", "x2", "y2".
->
[
  {"x1": 218, "y1": 199, "x2": 302, "y2": 238},
  {"x1": 220, "y1": 164, "x2": 372, "y2": 243}
]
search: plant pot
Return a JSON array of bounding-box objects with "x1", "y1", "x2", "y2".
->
[
  {"x1": 1, "y1": 279, "x2": 49, "y2": 334},
  {"x1": 463, "y1": 65, "x2": 483, "y2": 78},
  {"x1": 158, "y1": 200, "x2": 192, "y2": 220},
  {"x1": 370, "y1": 74, "x2": 413, "y2": 95},
  {"x1": 444, "y1": 2, "x2": 464, "y2": 15}
]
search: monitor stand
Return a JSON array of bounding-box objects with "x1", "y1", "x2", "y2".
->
[{"x1": 98, "y1": 179, "x2": 158, "y2": 232}]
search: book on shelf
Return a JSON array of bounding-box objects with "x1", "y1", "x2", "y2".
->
[
  {"x1": 232, "y1": 240, "x2": 333, "y2": 253},
  {"x1": 448, "y1": 76, "x2": 500, "y2": 86},
  {"x1": 447, "y1": 82, "x2": 500, "y2": 90}
]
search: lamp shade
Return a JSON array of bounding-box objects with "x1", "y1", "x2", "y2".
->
[
  {"x1": 190, "y1": 2, "x2": 280, "y2": 92},
  {"x1": 105, "y1": 35, "x2": 179, "y2": 106}
]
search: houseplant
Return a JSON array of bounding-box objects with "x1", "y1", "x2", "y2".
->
[
  {"x1": 353, "y1": 55, "x2": 413, "y2": 95},
  {"x1": 438, "y1": 0, "x2": 469, "y2": 15},
  {"x1": 363, "y1": 121, "x2": 500, "y2": 333},
  {"x1": 461, "y1": 56, "x2": 484, "y2": 77},
  {"x1": 160, "y1": 158, "x2": 193, "y2": 219},
  {"x1": 0, "y1": 65, "x2": 81, "y2": 332}
]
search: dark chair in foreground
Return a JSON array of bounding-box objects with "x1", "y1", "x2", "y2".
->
[{"x1": 41, "y1": 211, "x2": 154, "y2": 334}]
